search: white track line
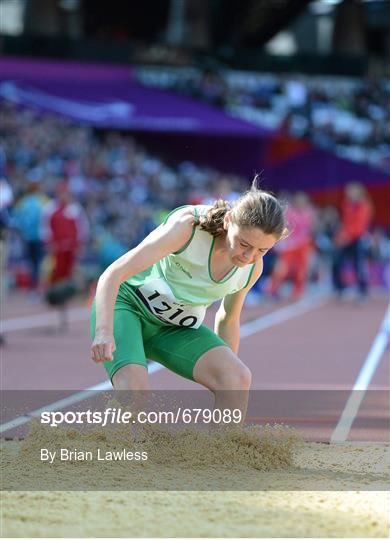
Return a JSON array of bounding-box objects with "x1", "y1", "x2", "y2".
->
[
  {"x1": 0, "y1": 363, "x2": 163, "y2": 433},
  {"x1": 331, "y1": 304, "x2": 390, "y2": 443},
  {"x1": 0, "y1": 293, "x2": 327, "y2": 434},
  {"x1": 240, "y1": 293, "x2": 327, "y2": 337},
  {"x1": 1, "y1": 306, "x2": 89, "y2": 332}
]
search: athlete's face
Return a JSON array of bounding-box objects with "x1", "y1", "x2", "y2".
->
[{"x1": 223, "y1": 212, "x2": 277, "y2": 267}]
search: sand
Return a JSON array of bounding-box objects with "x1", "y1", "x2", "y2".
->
[
  {"x1": 2, "y1": 489, "x2": 389, "y2": 538},
  {"x1": 1, "y1": 423, "x2": 389, "y2": 537}
]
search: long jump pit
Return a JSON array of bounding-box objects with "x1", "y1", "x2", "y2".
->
[{"x1": 1, "y1": 391, "x2": 389, "y2": 538}]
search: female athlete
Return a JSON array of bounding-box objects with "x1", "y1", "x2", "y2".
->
[{"x1": 91, "y1": 180, "x2": 287, "y2": 419}]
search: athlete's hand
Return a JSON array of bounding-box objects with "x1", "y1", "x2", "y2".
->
[{"x1": 91, "y1": 331, "x2": 116, "y2": 362}]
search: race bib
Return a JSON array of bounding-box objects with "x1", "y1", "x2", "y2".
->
[{"x1": 136, "y1": 278, "x2": 206, "y2": 329}]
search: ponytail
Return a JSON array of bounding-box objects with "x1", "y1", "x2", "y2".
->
[
  {"x1": 194, "y1": 175, "x2": 288, "y2": 241},
  {"x1": 194, "y1": 199, "x2": 231, "y2": 238}
]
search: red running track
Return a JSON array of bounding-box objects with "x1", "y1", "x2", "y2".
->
[{"x1": 1, "y1": 291, "x2": 389, "y2": 442}]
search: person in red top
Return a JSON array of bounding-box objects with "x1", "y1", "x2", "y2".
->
[
  {"x1": 332, "y1": 182, "x2": 373, "y2": 299},
  {"x1": 269, "y1": 192, "x2": 316, "y2": 299},
  {"x1": 42, "y1": 182, "x2": 89, "y2": 284}
]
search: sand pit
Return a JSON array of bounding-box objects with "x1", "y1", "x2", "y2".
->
[
  {"x1": 1, "y1": 423, "x2": 389, "y2": 537},
  {"x1": 2, "y1": 489, "x2": 389, "y2": 537}
]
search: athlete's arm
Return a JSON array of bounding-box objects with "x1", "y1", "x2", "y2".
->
[
  {"x1": 92, "y1": 208, "x2": 194, "y2": 363},
  {"x1": 214, "y1": 260, "x2": 263, "y2": 354}
]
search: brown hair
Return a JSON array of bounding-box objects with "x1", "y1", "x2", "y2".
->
[{"x1": 195, "y1": 176, "x2": 288, "y2": 240}]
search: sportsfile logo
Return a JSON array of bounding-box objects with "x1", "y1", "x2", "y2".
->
[
  {"x1": 40, "y1": 407, "x2": 242, "y2": 426},
  {"x1": 40, "y1": 408, "x2": 133, "y2": 427}
]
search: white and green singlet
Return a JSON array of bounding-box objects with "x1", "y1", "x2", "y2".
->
[{"x1": 120, "y1": 205, "x2": 256, "y2": 329}]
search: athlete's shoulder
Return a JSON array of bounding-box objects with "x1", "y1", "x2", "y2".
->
[{"x1": 164, "y1": 205, "x2": 197, "y2": 230}]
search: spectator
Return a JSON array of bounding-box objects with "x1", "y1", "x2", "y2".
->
[
  {"x1": 314, "y1": 205, "x2": 340, "y2": 283},
  {"x1": 332, "y1": 182, "x2": 373, "y2": 300},
  {"x1": 42, "y1": 182, "x2": 89, "y2": 285},
  {"x1": 268, "y1": 192, "x2": 316, "y2": 299},
  {"x1": 13, "y1": 178, "x2": 48, "y2": 293}
]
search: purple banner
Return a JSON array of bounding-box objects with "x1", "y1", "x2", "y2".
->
[
  {"x1": 1, "y1": 57, "x2": 389, "y2": 186},
  {"x1": 0, "y1": 57, "x2": 265, "y2": 136}
]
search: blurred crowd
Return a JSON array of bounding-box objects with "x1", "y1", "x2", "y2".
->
[
  {"x1": 0, "y1": 102, "x2": 243, "y2": 294},
  {"x1": 0, "y1": 101, "x2": 388, "y2": 315},
  {"x1": 137, "y1": 68, "x2": 390, "y2": 173}
]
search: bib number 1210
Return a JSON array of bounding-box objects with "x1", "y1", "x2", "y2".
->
[{"x1": 138, "y1": 288, "x2": 199, "y2": 328}]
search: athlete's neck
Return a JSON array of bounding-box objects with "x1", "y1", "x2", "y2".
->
[{"x1": 213, "y1": 234, "x2": 228, "y2": 254}]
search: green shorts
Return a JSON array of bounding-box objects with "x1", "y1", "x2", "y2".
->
[{"x1": 90, "y1": 287, "x2": 227, "y2": 382}]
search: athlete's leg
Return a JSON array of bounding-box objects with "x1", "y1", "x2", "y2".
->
[
  {"x1": 193, "y1": 346, "x2": 251, "y2": 422},
  {"x1": 90, "y1": 299, "x2": 150, "y2": 391},
  {"x1": 112, "y1": 364, "x2": 150, "y2": 391},
  {"x1": 111, "y1": 364, "x2": 150, "y2": 418},
  {"x1": 146, "y1": 324, "x2": 251, "y2": 421}
]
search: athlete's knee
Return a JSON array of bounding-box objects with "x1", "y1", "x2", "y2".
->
[
  {"x1": 194, "y1": 346, "x2": 252, "y2": 391},
  {"x1": 112, "y1": 364, "x2": 150, "y2": 391},
  {"x1": 219, "y1": 361, "x2": 252, "y2": 391},
  {"x1": 210, "y1": 357, "x2": 252, "y2": 391}
]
